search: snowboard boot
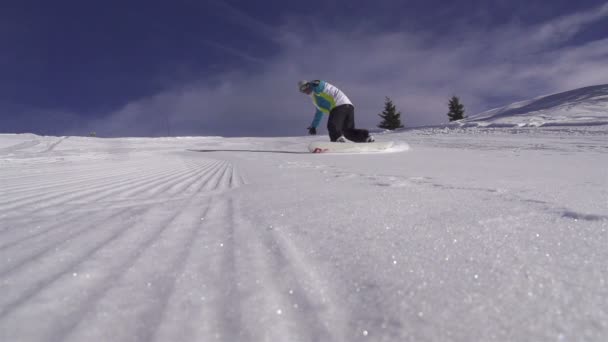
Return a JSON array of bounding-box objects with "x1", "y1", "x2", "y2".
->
[{"x1": 336, "y1": 135, "x2": 347, "y2": 143}]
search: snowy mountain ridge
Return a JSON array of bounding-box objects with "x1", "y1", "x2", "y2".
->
[{"x1": 457, "y1": 84, "x2": 608, "y2": 128}]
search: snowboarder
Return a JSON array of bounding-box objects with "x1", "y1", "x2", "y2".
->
[{"x1": 299, "y1": 80, "x2": 374, "y2": 143}]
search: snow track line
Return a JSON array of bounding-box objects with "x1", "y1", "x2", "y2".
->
[
  {"x1": 148, "y1": 197, "x2": 237, "y2": 341},
  {"x1": 0, "y1": 201, "x2": 194, "y2": 341},
  {"x1": 0, "y1": 158, "x2": 245, "y2": 267},
  {"x1": 260, "y1": 227, "x2": 342, "y2": 341},
  {"x1": 0, "y1": 159, "x2": 163, "y2": 193},
  {"x1": 150, "y1": 198, "x2": 236, "y2": 341},
  {"x1": 0, "y1": 164, "x2": 175, "y2": 197},
  {"x1": 139, "y1": 200, "x2": 216, "y2": 342},
  {"x1": 188, "y1": 160, "x2": 227, "y2": 193},
  {"x1": 0, "y1": 205, "x2": 152, "y2": 319},
  {"x1": 0, "y1": 162, "x2": 228, "y2": 232},
  {"x1": 231, "y1": 198, "x2": 343, "y2": 342},
  {"x1": 164, "y1": 161, "x2": 215, "y2": 195},
  {"x1": 0, "y1": 150, "x2": 247, "y2": 340},
  {"x1": 0, "y1": 159, "x2": 230, "y2": 248},
  {"x1": 0, "y1": 162, "x2": 174, "y2": 232},
  {"x1": 0, "y1": 162, "x2": 186, "y2": 209},
  {"x1": 214, "y1": 197, "x2": 249, "y2": 342},
  {"x1": 215, "y1": 161, "x2": 234, "y2": 190},
  {"x1": 57, "y1": 187, "x2": 224, "y2": 341},
  {"x1": 46, "y1": 198, "x2": 216, "y2": 342},
  {"x1": 0, "y1": 171, "x2": 185, "y2": 236},
  {"x1": 140, "y1": 196, "x2": 344, "y2": 342},
  {"x1": 187, "y1": 160, "x2": 235, "y2": 193},
  {"x1": 0, "y1": 165, "x2": 125, "y2": 185},
  {"x1": 0, "y1": 139, "x2": 40, "y2": 155},
  {"x1": 0, "y1": 158, "x2": 220, "y2": 215},
  {"x1": 173, "y1": 160, "x2": 241, "y2": 195},
  {"x1": 229, "y1": 199, "x2": 295, "y2": 341},
  {"x1": 97, "y1": 159, "x2": 223, "y2": 200},
  {"x1": 204, "y1": 160, "x2": 233, "y2": 192},
  {"x1": 0, "y1": 160, "x2": 196, "y2": 210},
  {"x1": 0, "y1": 158, "x2": 209, "y2": 243},
  {"x1": 230, "y1": 164, "x2": 246, "y2": 188},
  {"x1": 130, "y1": 159, "x2": 231, "y2": 197},
  {"x1": 0, "y1": 204, "x2": 150, "y2": 278},
  {"x1": 0, "y1": 155, "x2": 170, "y2": 182},
  {"x1": 118, "y1": 159, "x2": 221, "y2": 198},
  {"x1": 41, "y1": 136, "x2": 68, "y2": 153},
  {"x1": 1, "y1": 156, "x2": 217, "y2": 196},
  {"x1": 0, "y1": 176, "x2": 220, "y2": 335}
]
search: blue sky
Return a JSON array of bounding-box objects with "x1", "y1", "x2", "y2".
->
[{"x1": 1, "y1": 0, "x2": 607, "y2": 137}]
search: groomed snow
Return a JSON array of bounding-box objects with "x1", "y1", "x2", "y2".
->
[
  {"x1": 1, "y1": 127, "x2": 607, "y2": 342},
  {"x1": 459, "y1": 84, "x2": 608, "y2": 128}
]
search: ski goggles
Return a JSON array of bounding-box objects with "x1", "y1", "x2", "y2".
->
[{"x1": 299, "y1": 83, "x2": 311, "y2": 93}]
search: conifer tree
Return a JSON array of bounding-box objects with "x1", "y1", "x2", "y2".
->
[
  {"x1": 447, "y1": 96, "x2": 466, "y2": 121},
  {"x1": 377, "y1": 97, "x2": 404, "y2": 130}
]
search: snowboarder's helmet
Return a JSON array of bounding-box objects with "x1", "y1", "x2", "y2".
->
[{"x1": 298, "y1": 80, "x2": 311, "y2": 93}]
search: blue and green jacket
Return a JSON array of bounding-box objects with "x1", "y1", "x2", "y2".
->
[{"x1": 308, "y1": 80, "x2": 353, "y2": 128}]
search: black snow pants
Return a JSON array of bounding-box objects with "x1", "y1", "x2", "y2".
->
[{"x1": 327, "y1": 104, "x2": 370, "y2": 142}]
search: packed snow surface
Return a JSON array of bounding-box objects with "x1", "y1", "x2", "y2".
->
[
  {"x1": 1, "y1": 127, "x2": 607, "y2": 342},
  {"x1": 460, "y1": 84, "x2": 608, "y2": 128}
]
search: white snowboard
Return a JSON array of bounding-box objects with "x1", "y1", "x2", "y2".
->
[{"x1": 308, "y1": 141, "x2": 395, "y2": 153}]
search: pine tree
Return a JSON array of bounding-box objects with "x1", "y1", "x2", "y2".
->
[
  {"x1": 377, "y1": 97, "x2": 404, "y2": 130},
  {"x1": 447, "y1": 96, "x2": 466, "y2": 121}
]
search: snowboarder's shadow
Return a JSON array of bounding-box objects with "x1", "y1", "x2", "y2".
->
[{"x1": 188, "y1": 149, "x2": 310, "y2": 154}]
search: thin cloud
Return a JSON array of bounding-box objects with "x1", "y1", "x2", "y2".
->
[
  {"x1": 529, "y1": 3, "x2": 608, "y2": 45},
  {"x1": 531, "y1": 2, "x2": 608, "y2": 45},
  {"x1": 200, "y1": 39, "x2": 266, "y2": 65},
  {"x1": 207, "y1": 0, "x2": 279, "y2": 42}
]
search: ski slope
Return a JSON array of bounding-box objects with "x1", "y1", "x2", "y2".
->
[
  {"x1": 459, "y1": 84, "x2": 608, "y2": 128},
  {"x1": 1, "y1": 127, "x2": 607, "y2": 342}
]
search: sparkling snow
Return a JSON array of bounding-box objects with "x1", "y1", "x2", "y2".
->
[{"x1": 0, "y1": 126, "x2": 607, "y2": 342}]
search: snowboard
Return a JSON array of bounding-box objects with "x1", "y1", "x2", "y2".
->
[{"x1": 308, "y1": 141, "x2": 394, "y2": 153}]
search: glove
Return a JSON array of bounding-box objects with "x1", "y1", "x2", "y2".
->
[{"x1": 307, "y1": 126, "x2": 317, "y2": 135}]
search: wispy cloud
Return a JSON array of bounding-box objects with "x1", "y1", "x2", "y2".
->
[
  {"x1": 83, "y1": 3, "x2": 608, "y2": 137},
  {"x1": 200, "y1": 39, "x2": 266, "y2": 65},
  {"x1": 530, "y1": 2, "x2": 608, "y2": 45},
  {"x1": 207, "y1": 0, "x2": 279, "y2": 42}
]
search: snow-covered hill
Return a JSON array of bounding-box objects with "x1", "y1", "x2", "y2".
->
[
  {"x1": 458, "y1": 84, "x2": 608, "y2": 128},
  {"x1": 1, "y1": 128, "x2": 607, "y2": 342}
]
